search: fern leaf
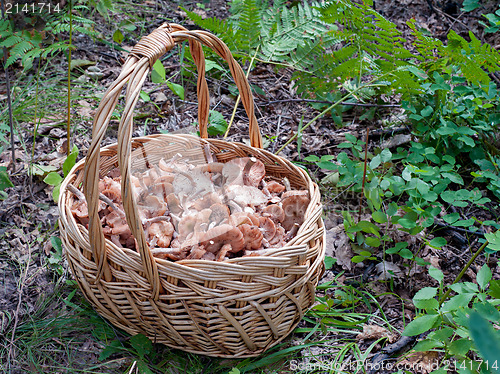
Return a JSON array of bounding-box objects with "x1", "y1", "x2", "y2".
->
[{"x1": 6, "y1": 41, "x2": 34, "y2": 67}]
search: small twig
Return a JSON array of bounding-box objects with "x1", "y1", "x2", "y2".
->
[
  {"x1": 67, "y1": 184, "x2": 125, "y2": 217},
  {"x1": 258, "y1": 98, "x2": 400, "y2": 108},
  {"x1": 438, "y1": 240, "x2": 489, "y2": 306},
  {"x1": 271, "y1": 115, "x2": 282, "y2": 153},
  {"x1": 434, "y1": 6, "x2": 479, "y2": 37},
  {"x1": 433, "y1": 220, "x2": 485, "y2": 237},
  {"x1": 1, "y1": 0, "x2": 15, "y2": 173},
  {"x1": 358, "y1": 128, "x2": 370, "y2": 221}
]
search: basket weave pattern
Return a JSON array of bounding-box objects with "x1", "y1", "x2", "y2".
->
[{"x1": 58, "y1": 24, "x2": 325, "y2": 357}]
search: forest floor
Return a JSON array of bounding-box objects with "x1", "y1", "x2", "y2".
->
[{"x1": 0, "y1": 0, "x2": 499, "y2": 373}]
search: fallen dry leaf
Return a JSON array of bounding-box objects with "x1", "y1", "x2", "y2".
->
[
  {"x1": 357, "y1": 324, "x2": 398, "y2": 343},
  {"x1": 398, "y1": 351, "x2": 440, "y2": 374},
  {"x1": 325, "y1": 226, "x2": 353, "y2": 271},
  {"x1": 375, "y1": 261, "x2": 403, "y2": 280}
]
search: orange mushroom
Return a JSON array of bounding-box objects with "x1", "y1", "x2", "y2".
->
[
  {"x1": 266, "y1": 180, "x2": 286, "y2": 194},
  {"x1": 147, "y1": 221, "x2": 174, "y2": 248},
  {"x1": 269, "y1": 226, "x2": 285, "y2": 246},
  {"x1": 223, "y1": 157, "x2": 266, "y2": 187},
  {"x1": 262, "y1": 204, "x2": 285, "y2": 223},
  {"x1": 259, "y1": 216, "x2": 276, "y2": 241},
  {"x1": 186, "y1": 244, "x2": 207, "y2": 260},
  {"x1": 229, "y1": 212, "x2": 260, "y2": 227},
  {"x1": 216, "y1": 243, "x2": 232, "y2": 261},
  {"x1": 238, "y1": 224, "x2": 263, "y2": 250},
  {"x1": 191, "y1": 192, "x2": 222, "y2": 211},
  {"x1": 281, "y1": 190, "x2": 310, "y2": 231},
  {"x1": 138, "y1": 195, "x2": 167, "y2": 219},
  {"x1": 201, "y1": 224, "x2": 245, "y2": 253},
  {"x1": 178, "y1": 214, "x2": 198, "y2": 241}
]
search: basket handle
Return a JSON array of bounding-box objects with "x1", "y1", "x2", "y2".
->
[
  {"x1": 135, "y1": 23, "x2": 262, "y2": 146},
  {"x1": 83, "y1": 24, "x2": 261, "y2": 299}
]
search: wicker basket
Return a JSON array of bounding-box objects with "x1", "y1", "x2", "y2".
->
[{"x1": 58, "y1": 23, "x2": 325, "y2": 357}]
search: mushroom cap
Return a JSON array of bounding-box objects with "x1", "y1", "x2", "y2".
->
[
  {"x1": 166, "y1": 193, "x2": 183, "y2": 215},
  {"x1": 191, "y1": 192, "x2": 222, "y2": 211},
  {"x1": 281, "y1": 191, "x2": 310, "y2": 231},
  {"x1": 178, "y1": 214, "x2": 198, "y2": 241},
  {"x1": 193, "y1": 162, "x2": 225, "y2": 174},
  {"x1": 147, "y1": 221, "x2": 174, "y2": 248},
  {"x1": 224, "y1": 157, "x2": 266, "y2": 187},
  {"x1": 229, "y1": 212, "x2": 260, "y2": 227},
  {"x1": 149, "y1": 181, "x2": 174, "y2": 199},
  {"x1": 194, "y1": 208, "x2": 212, "y2": 233},
  {"x1": 173, "y1": 173, "x2": 195, "y2": 195},
  {"x1": 138, "y1": 195, "x2": 167, "y2": 218},
  {"x1": 158, "y1": 158, "x2": 174, "y2": 172},
  {"x1": 71, "y1": 200, "x2": 89, "y2": 218},
  {"x1": 262, "y1": 204, "x2": 285, "y2": 223},
  {"x1": 238, "y1": 224, "x2": 264, "y2": 250},
  {"x1": 259, "y1": 216, "x2": 276, "y2": 241},
  {"x1": 225, "y1": 185, "x2": 268, "y2": 207},
  {"x1": 154, "y1": 174, "x2": 175, "y2": 184},
  {"x1": 269, "y1": 226, "x2": 285, "y2": 246},
  {"x1": 186, "y1": 244, "x2": 207, "y2": 260},
  {"x1": 192, "y1": 171, "x2": 215, "y2": 195},
  {"x1": 266, "y1": 180, "x2": 286, "y2": 194},
  {"x1": 201, "y1": 224, "x2": 245, "y2": 253},
  {"x1": 209, "y1": 203, "x2": 230, "y2": 226}
]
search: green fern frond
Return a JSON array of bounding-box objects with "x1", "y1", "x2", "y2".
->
[
  {"x1": 6, "y1": 41, "x2": 36, "y2": 67},
  {"x1": 181, "y1": 7, "x2": 236, "y2": 50},
  {"x1": 186, "y1": 0, "x2": 333, "y2": 69},
  {"x1": 0, "y1": 34, "x2": 24, "y2": 48}
]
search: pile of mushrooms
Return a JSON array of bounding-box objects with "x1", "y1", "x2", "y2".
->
[{"x1": 70, "y1": 156, "x2": 310, "y2": 262}]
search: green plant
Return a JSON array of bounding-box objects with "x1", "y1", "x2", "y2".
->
[
  {"x1": 0, "y1": 166, "x2": 13, "y2": 200},
  {"x1": 43, "y1": 145, "x2": 78, "y2": 201},
  {"x1": 402, "y1": 260, "x2": 500, "y2": 372},
  {"x1": 100, "y1": 334, "x2": 156, "y2": 374},
  {"x1": 151, "y1": 59, "x2": 185, "y2": 100},
  {"x1": 0, "y1": 4, "x2": 95, "y2": 71},
  {"x1": 47, "y1": 236, "x2": 64, "y2": 276},
  {"x1": 184, "y1": 0, "x2": 332, "y2": 68}
]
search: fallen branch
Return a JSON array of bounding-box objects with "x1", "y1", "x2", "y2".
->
[
  {"x1": 367, "y1": 335, "x2": 417, "y2": 374},
  {"x1": 258, "y1": 98, "x2": 400, "y2": 108}
]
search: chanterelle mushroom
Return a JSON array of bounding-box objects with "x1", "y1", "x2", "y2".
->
[
  {"x1": 266, "y1": 180, "x2": 286, "y2": 194},
  {"x1": 238, "y1": 224, "x2": 263, "y2": 250},
  {"x1": 281, "y1": 190, "x2": 310, "y2": 231},
  {"x1": 224, "y1": 185, "x2": 268, "y2": 208},
  {"x1": 262, "y1": 204, "x2": 285, "y2": 223},
  {"x1": 223, "y1": 157, "x2": 266, "y2": 187},
  {"x1": 259, "y1": 216, "x2": 276, "y2": 241},
  {"x1": 201, "y1": 224, "x2": 244, "y2": 253},
  {"x1": 147, "y1": 221, "x2": 174, "y2": 247}
]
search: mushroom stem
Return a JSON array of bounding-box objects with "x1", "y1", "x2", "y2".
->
[
  {"x1": 282, "y1": 177, "x2": 291, "y2": 191},
  {"x1": 68, "y1": 184, "x2": 125, "y2": 217},
  {"x1": 284, "y1": 223, "x2": 300, "y2": 241},
  {"x1": 143, "y1": 215, "x2": 171, "y2": 224}
]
